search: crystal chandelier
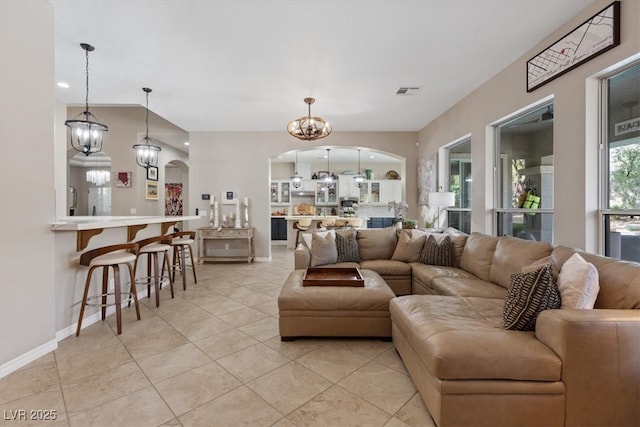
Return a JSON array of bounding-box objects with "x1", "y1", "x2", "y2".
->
[
  {"x1": 353, "y1": 149, "x2": 365, "y2": 188},
  {"x1": 86, "y1": 169, "x2": 110, "y2": 186},
  {"x1": 65, "y1": 43, "x2": 108, "y2": 156},
  {"x1": 132, "y1": 87, "x2": 162, "y2": 169},
  {"x1": 291, "y1": 151, "x2": 303, "y2": 188},
  {"x1": 287, "y1": 98, "x2": 332, "y2": 141}
]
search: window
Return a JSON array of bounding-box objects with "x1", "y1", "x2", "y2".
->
[
  {"x1": 601, "y1": 62, "x2": 640, "y2": 262},
  {"x1": 495, "y1": 101, "x2": 554, "y2": 242},
  {"x1": 446, "y1": 139, "x2": 471, "y2": 233}
]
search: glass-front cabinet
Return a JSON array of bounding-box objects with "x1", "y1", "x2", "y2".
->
[
  {"x1": 316, "y1": 182, "x2": 337, "y2": 206},
  {"x1": 270, "y1": 180, "x2": 290, "y2": 205},
  {"x1": 357, "y1": 180, "x2": 401, "y2": 205}
]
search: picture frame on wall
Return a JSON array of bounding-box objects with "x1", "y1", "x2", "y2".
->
[
  {"x1": 115, "y1": 171, "x2": 132, "y2": 188},
  {"x1": 526, "y1": 1, "x2": 620, "y2": 92},
  {"x1": 146, "y1": 180, "x2": 159, "y2": 200},
  {"x1": 146, "y1": 166, "x2": 158, "y2": 181}
]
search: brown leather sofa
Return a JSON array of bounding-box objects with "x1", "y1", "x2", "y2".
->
[{"x1": 294, "y1": 228, "x2": 640, "y2": 427}]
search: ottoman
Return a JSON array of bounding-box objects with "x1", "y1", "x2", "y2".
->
[{"x1": 278, "y1": 269, "x2": 396, "y2": 340}]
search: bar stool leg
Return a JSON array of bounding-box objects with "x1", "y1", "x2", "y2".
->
[
  {"x1": 111, "y1": 265, "x2": 122, "y2": 334},
  {"x1": 76, "y1": 265, "x2": 98, "y2": 337},
  {"x1": 161, "y1": 250, "x2": 175, "y2": 298},
  {"x1": 152, "y1": 252, "x2": 160, "y2": 307},
  {"x1": 101, "y1": 266, "x2": 109, "y2": 321},
  {"x1": 186, "y1": 244, "x2": 197, "y2": 284},
  {"x1": 180, "y1": 245, "x2": 187, "y2": 290},
  {"x1": 126, "y1": 262, "x2": 141, "y2": 321}
]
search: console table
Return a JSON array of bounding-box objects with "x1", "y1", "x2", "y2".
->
[{"x1": 197, "y1": 227, "x2": 254, "y2": 263}]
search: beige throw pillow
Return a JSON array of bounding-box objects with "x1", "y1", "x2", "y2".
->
[
  {"x1": 391, "y1": 231, "x2": 426, "y2": 262},
  {"x1": 557, "y1": 253, "x2": 600, "y2": 309},
  {"x1": 310, "y1": 231, "x2": 338, "y2": 267},
  {"x1": 302, "y1": 230, "x2": 335, "y2": 250}
]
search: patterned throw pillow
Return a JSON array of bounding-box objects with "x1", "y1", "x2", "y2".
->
[
  {"x1": 419, "y1": 235, "x2": 454, "y2": 267},
  {"x1": 503, "y1": 263, "x2": 561, "y2": 331},
  {"x1": 336, "y1": 230, "x2": 360, "y2": 263}
]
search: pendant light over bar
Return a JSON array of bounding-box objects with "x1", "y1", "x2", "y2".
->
[
  {"x1": 132, "y1": 87, "x2": 162, "y2": 169},
  {"x1": 353, "y1": 149, "x2": 365, "y2": 188},
  {"x1": 65, "y1": 43, "x2": 108, "y2": 156},
  {"x1": 291, "y1": 151, "x2": 303, "y2": 188},
  {"x1": 287, "y1": 98, "x2": 332, "y2": 141}
]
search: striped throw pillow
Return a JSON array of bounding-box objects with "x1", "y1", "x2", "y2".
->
[
  {"x1": 419, "y1": 235, "x2": 454, "y2": 267},
  {"x1": 503, "y1": 263, "x2": 560, "y2": 331},
  {"x1": 336, "y1": 230, "x2": 360, "y2": 263}
]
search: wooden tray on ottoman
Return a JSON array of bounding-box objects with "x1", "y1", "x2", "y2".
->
[{"x1": 302, "y1": 267, "x2": 365, "y2": 287}]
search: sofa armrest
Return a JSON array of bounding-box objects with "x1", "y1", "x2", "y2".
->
[
  {"x1": 294, "y1": 243, "x2": 311, "y2": 270},
  {"x1": 536, "y1": 309, "x2": 640, "y2": 426}
]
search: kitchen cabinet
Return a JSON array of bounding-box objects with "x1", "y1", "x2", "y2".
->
[
  {"x1": 316, "y1": 182, "x2": 337, "y2": 206},
  {"x1": 367, "y1": 217, "x2": 395, "y2": 228},
  {"x1": 271, "y1": 217, "x2": 288, "y2": 240},
  {"x1": 358, "y1": 180, "x2": 402, "y2": 205},
  {"x1": 338, "y1": 175, "x2": 360, "y2": 199},
  {"x1": 270, "y1": 180, "x2": 291, "y2": 205}
]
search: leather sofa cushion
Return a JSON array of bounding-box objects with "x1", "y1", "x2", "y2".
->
[
  {"x1": 357, "y1": 227, "x2": 398, "y2": 260},
  {"x1": 460, "y1": 232, "x2": 499, "y2": 281},
  {"x1": 411, "y1": 263, "x2": 476, "y2": 285},
  {"x1": 489, "y1": 236, "x2": 553, "y2": 288},
  {"x1": 360, "y1": 259, "x2": 412, "y2": 276},
  {"x1": 390, "y1": 295, "x2": 562, "y2": 381},
  {"x1": 431, "y1": 277, "x2": 507, "y2": 299},
  {"x1": 444, "y1": 227, "x2": 469, "y2": 267},
  {"x1": 552, "y1": 246, "x2": 640, "y2": 309}
]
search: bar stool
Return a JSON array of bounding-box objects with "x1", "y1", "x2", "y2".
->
[
  {"x1": 76, "y1": 243, "x2": 140, "y2": 336},
  {"x1": 166, "y1": 231, "x2": 197, "y2": 291},
  {"x1": 293, "y1": 218, "x2": 312, "y2": 247},
  {"x1": 133, "y1": 235, "x2": 174, "y2": 307}
]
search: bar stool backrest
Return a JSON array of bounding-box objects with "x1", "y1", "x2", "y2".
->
[{"x1": 79, "y1": 243, "x2": 139, "y2": 267}]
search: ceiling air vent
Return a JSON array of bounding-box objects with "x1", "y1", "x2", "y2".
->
[{"x1": 395, "y1": 86, "x2": 422, "y2": 96}]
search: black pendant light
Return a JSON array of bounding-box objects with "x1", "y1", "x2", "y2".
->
[
  {"x1": 65, "y1": 43, "x2": 108, "y2": 156},
  {"x1": 132, "y1": 87, "x2": 162, "y2": 169}
]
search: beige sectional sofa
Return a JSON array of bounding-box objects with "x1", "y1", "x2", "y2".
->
[{"x1": 294, "y1": 227, "x2": 640, "y2": 427}]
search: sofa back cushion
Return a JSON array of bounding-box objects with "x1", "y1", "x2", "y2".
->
[
  {"x1": 391, "y1": 230, "x2": 426, "y2": 262},
  {"x1": 552, "y1": 246, "x2": 640, "y2": 309},
  {"x1": 489, "y1": 236, "x2": 553, "y2": 288},
  {"x1": 357, "y1": 227, "x2": 397, "y2": 260},
  {"x1": 444, "y1": 227, "x2": 468, "y2": 267},
  {"x1": 459, "y1": 232, "x2": 499, "y2": 281}
]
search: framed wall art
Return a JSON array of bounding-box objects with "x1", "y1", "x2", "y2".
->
[
  {"x1": 115, "y1": 171, "x2": 131, "y2": 188},
  {"x1": 146, "y1": 166, "x2": 158, "y2": 181},
  {"x1": 145, "y1": 180, "x2": 159, "y2": 200},
  {"x1": 526, "y1": 1, "x2": 620, "y2": 92}
]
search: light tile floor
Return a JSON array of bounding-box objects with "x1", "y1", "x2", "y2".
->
[{"x1": 0, "y1": 246, "x2": 436, "y2": 427}]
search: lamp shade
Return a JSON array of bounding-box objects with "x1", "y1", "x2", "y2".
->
[{"x1": 428, "y1": 191, "x2": 455, "y2": 207}]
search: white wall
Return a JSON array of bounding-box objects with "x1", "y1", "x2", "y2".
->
[
  {"x1": 187, "y1": 132, "x2": 418, "y2": 259},
  {"x1": 418, "y1": 0, "x2": 640, "y2": 252},
  {"x1": 0, "y1": 0, "x2": 57, "y2": 371}
]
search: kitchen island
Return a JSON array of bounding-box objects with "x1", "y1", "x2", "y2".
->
[{"x1": 283, "y1": 216, "x2": 366, "y2": 249}]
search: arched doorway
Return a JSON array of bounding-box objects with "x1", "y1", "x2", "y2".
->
[{"x1": 164, "y1": 160, "x2": 189, "y2": 217}]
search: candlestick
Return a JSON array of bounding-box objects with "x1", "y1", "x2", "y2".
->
[
  {"x1": 212, "y1": 198, "x2": 219, "y2": 228},
  {"x1": 244, "y1": 197, "x2": 249, "y2": 227},
  {"x1": 235, "y1": 199, "x2": 241, "y2": 228}
]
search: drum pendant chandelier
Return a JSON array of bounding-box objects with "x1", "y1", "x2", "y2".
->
[
  {"x1": 65, "y1": 43, "x2": 108, "y2": 156},
  {"x1": 132, "y1": 87, "x2": 161, "y2": 169},
  {"x1": 287, "y1": 98, "x2": 332, "y2": 141}
]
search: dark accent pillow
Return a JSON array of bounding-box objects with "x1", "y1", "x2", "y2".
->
[
  {"x1": 419, "y1": 235, "x2": 454, "y2": 267},
  {"x1": 503, "y1": 263, "x2": 561, "y2": 331},
  {"x1": 336, "y1": 230, "x2": 360, "y2": 263}
]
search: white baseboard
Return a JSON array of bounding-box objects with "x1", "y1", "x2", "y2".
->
[
  {"x1": 0, "y1": 339, "x2": 58, "y2": 379},
  {"x1": 1, "y1": 288, "x2": 149, "y2": 379}
]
